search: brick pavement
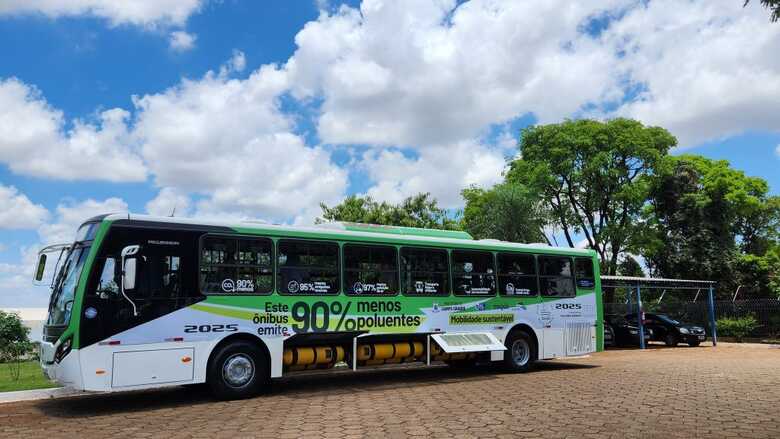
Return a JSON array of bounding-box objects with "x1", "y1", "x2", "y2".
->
[{"x1": 1, "y1": 343, "x2": 778, "y2": 438}]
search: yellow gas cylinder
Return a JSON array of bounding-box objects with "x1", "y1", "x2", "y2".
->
[
  {"x1": 283, "y1": 346, "x2": 345, "y2": 370},
  {"x1": 357, "y1": 341, "x2": 424, "y2": 366},
  {"x1": 430, "y1": 343, "x2": 475, "y2": 361}
]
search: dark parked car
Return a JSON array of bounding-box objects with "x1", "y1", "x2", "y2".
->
[
  {"x1": 604, "y1": 314, "x2": 652, "y2": 347},
  {"x1": 625, "y1": 313, "x2": 706, "y2": 347}
]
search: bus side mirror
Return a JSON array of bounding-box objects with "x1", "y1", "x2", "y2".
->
[
  {"x1": 34, "y1": 254, "x2": 47, "y2": 282},
  {"x1": 123, "y1": 258, "x2": 137, "y2": 290}
]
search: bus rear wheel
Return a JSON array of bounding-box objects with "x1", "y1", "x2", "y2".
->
[
  {"x1": 503, "y1": 330, "x2": 536, "y2": 372},
  {"x1": 208, "y1": 340, "x2": 268, "y2": 400}
]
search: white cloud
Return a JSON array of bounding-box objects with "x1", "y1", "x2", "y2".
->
[
  {"x1": 601, "y1": 0, "x2": 780, "y2": 147},
  {"x1": 775, "y1": 144, "x2": 780, "y2": 158},
  {"x1": 145, "y1": 187, "x2": 191, "y2": 217},
  {"x1": 286, "y1": 0, "x2": 627, "y2": 147},
  {"x1": 224, "y1": 50, "x2": 247, "y2": 73},
  {"x1": 38, "y1": 197, "x2": 128, "y2": 244},
  {"x1": 0, "y1": 247, "x2": 45, "y2": 308},
  {"x1": 169, "y1": 31, "x2": 197, "y2": 52},
  {"x1": 0, "y1": 78, "x2": 148, "y2": 182},
  {"x1": 132, "y1": 57, "x2": 348, "y2": 223},
  {"x1": 0, "y1": 185, "x2": 49, "y2": 229},
  {"x1": 0, "y1": 197, "x2": 129, "y2": 308},
  {"x1": 0, "y1": 0, "x2": 204, "y2": 28},
  {"x1": 361, "y1": 141, "x2": 506, "y2": 208}
]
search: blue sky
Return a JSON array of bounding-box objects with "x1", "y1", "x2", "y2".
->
[{"x1": 0, "y1": 0, "x2": 779, "y2": 307}]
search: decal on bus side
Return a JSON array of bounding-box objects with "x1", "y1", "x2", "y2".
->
[
  {"x1": 184, "y1": 324, "x2": 239, "y2": 333},
  {"x1": 554, "y1": 303, "x2": 582, "y2": 310}
]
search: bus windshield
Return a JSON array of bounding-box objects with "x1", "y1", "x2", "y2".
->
[{"x1": 47, "y1": 245, "x2": 89, "y2": 326}]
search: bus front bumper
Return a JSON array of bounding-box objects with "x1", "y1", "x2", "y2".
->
[{"x1": 40, "y1": 341, "x2": 83, "y2": 390}]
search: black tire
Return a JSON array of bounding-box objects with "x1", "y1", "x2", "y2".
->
[
  {"x1": 503, "y1": 330, "x2": 537, "y2": 372},
  {"x1": 688, "y1": 340, "x2": 701, "y2": 347},
  {"x1": 207, "y1": 340, "x2": 268, "y2": 400},
  {"x1": 664, "y1": 333, "x2": 679, "y2": 347}
]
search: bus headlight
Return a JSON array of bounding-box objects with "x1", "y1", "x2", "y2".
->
[{"x1": 54, "y1": 337, "x2": 72, "y2": 364}]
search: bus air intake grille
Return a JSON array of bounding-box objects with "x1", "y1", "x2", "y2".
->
[
  {"x1": 565, "y1": 322, "x2": 594, "y2": 356},
  {"x1": 442, "y1": 333, "x2": 492, "y2": 346},
  {"x1": 431, "y1": 332, "x2": 506, "y2": 353}
]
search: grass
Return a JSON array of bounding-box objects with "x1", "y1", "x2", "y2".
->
[{"x1": 0, "y1": 360, "x2": 60, "y2": 393}]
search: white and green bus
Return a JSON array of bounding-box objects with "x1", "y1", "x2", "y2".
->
[{"x1": 35, "y1": 214, "x2": 603, "y2": 399}]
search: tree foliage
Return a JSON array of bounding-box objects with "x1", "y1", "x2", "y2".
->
[
  {"x1": 0, "y1": 310, "x2": 32, "y2": 380},
  {"x1": 640, "y1": 155, "x2": 780, "y2": 298},
  {"x1": 318, "y1": 193, "x2": 459, "y2": 230},
  {"x1": 745, "y1": 0, "x2": 780, "y2": 22},
  {"x1": 507, "y1": 118, "x2": 676, "y2": 282},
  {"x1": 617, "y1": 255, "x2": 645, "y2": 277},
  {"x1": 460, "y1": 182, "x2": 548, "y2": 243}
]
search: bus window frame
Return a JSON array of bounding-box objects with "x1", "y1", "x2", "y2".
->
[
  {"x1": 277, "y1": 238, "x2": 341, "y2": 296},
  {"x1": 342, "y1": 243, "x2": 400, "y2": 297},
  {"x1": 574, "y1": 257, "x2": 596, "y2": 290},
  {"x1": 399, "y1": 245, "x2": 451, "y2": 297},
  {"x1": 451, "y1": 249, "x2": 497, "y2": 297},
  {"x1": 198, "y1": 233, "x2": 275, "y2": 296},
  {"x1": 538, "y1": 254, "x2": 576, "y2": 298},
  {"x1": 497, "y1": 251, "x2": 540, "y2": 297}
]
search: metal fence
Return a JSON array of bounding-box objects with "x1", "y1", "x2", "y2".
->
[{"x1": 605, "y1": 299, "x2": 780, "y2": 338}]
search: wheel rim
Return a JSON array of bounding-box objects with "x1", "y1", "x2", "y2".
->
[
  {"x1": 222, "y1": 353, "x2": 255, "y2": 388},
  {"x1": 511, "y1": 338, "x2": 530, "y2": 366}
]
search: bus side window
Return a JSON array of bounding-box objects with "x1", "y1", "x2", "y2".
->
[
  {"x1": 497, "y1": 253, "x2": 538, "y2": 296},
  {"x1": 400, "y1": 247, "x2": 449, "y2": 296},
  {"x1": 277, "y1": 240, "x2": 339, "y2": 295},
  {"x1": 452, "y1": 250, "x2": 496, "y2": 296},
  {"x1": 344, "y1": 244, "x2": 398, "y2": 296},
  {"x1": 539, "y1": 256, "x2": 575, "y2": 297},
  {"x1": 575, "y1": 258, "x2": 595, "y2": 289},
  {"x1": 237, "y1": 239, "x2": 273, "y2": 294},
  {"x1": 96, "y1": 257, "x2": 119, "y2": 296},
  {"x1": 200, "y1": 236, "x2": 273, "y2": 295}
]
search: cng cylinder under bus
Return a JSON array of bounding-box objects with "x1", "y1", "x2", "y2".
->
[
  {"x1": 282, "y1": 340, "x2": 476, "y2": 371},
  {"x1": 429, "y1": 343, "x2": 476, "y2": 362},
  {"x1": 283, "y1": 346, "x2": 346, "y2": 371},
  {"x1": 357, "y1": 341, "x2": 425, "y2": 366}
]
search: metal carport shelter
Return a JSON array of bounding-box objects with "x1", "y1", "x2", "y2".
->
[{"x1": 601, "y1": 276, "x2": 718, "y2": 349}]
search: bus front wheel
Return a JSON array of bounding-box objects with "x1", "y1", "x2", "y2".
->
[
  {"x1": 207, "y1": 340, "x2": 268, "y2": 400},
  {"x1": 503, "y1": 330, "x2": 536, "y2": 372}
]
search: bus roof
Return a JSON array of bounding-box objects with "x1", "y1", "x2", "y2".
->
[{"x1": 100, "y1": 213, "x2": 596, "y2": 257}]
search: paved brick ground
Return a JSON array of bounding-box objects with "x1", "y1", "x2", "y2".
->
[{"x1": 1, "y1": 343, "x2": 779, "y2": 438}]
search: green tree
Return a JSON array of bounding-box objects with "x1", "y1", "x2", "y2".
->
[
  {"x1": 507, "y1": 118, "x2": 676, "y2": 294},
  {"x1": 318, "y1": 193, "x2": 459, "y2": 229},
  {"x1": 0, "y1": 310, "x2": 32, "y2": 381},
  {"x1": 460, "y1": 182, "x2": 548, "y2": 244},
  {"x1": 735, "y1": 246, "x2": 780, "y2": 299},
  {"x1": 641, "y1": 155, "x2": 779, "y2": 298},
  {"x1": 617, "y1": 255, "x2": 645, "y2": 277},
  {"x1": 745, "y1": 0, "x2": 780, "y2": 22}
]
